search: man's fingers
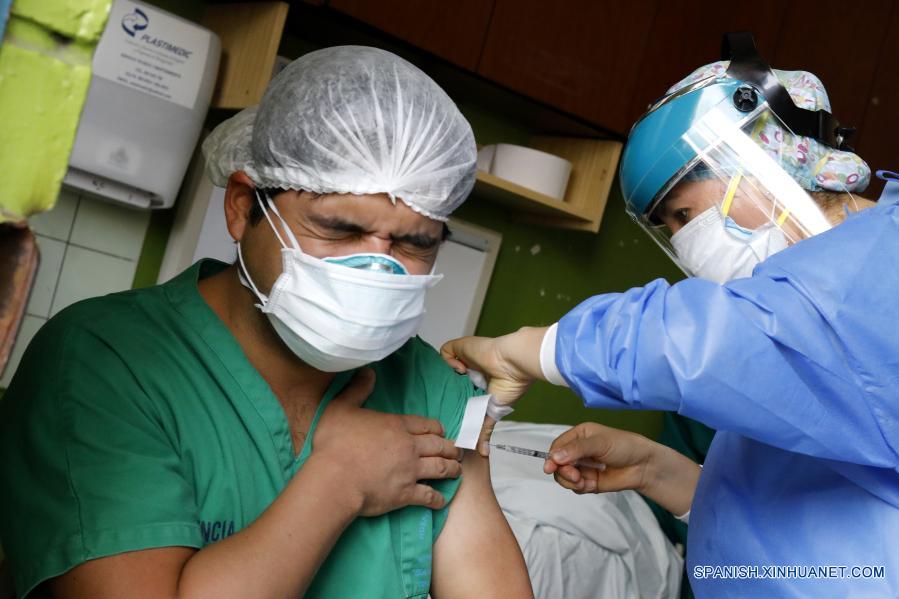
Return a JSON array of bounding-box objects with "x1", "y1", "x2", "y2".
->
[
  {"x1": 331, "y1": 368, "x2": 376, "y2": 409},
  {"x1": 408, "y1": 484, "x2": 446, "y2": 510},
  {"x1": 417, "y1": 456, "x2": 462, "y2": 481},
  {"x1": 414, "y1": 434, "x2": 463, "y2": 460},
  {"x1": 401, "y1": 414, "x2": 445, "y2": 436},
  {"x1": 477, "y1": 416, "x2": 497, "y2": 457}
]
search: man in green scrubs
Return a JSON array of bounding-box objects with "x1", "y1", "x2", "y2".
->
[{"x1": 0, "y1": 46, "x2": 532, "y2": 598}]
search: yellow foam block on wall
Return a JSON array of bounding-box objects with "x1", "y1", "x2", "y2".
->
[
  {"x1": 11, "y1": 0, "x2": 111, "y2": 43},
  {"x1": 0, "y1": 17, "x2": 93, "y2": 223}
]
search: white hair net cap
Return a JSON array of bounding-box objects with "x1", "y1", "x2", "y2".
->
[{"x1": 202, "y1": 46, "x2": 477, "y2": 221}]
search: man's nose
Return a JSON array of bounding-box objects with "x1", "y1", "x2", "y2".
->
[{"x1": 365, "y1": 235, "x2": 393, "y2": 255}]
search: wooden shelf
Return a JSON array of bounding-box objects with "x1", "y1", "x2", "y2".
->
[
  {"x1": 474, "y1": 137, "x2": 622, "y2": 233},
  {"x1": 475, "y1": 171, "x2": 592, "y2": 221},
  {"x1": 202, "y1": 2, "x2": 289, "y2": 110}
]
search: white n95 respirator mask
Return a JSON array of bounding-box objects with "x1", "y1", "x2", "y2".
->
[
  {"x1": 670, "y1": 205, "x2": 788, "y2": 284},
  {"x1": 237, "y1": 192, "x2": 442, "y2": 372}
]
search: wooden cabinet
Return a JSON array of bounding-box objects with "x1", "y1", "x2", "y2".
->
[
  {"x1": 329, "y1": 0, "x2": 494, "y2": 70},
  {"x1": 197, "y1": 1, "x2": 899, "y2": 231},
  {"x1": 625, "y1": 0, "x2": 786, "y2": 126},
  {"x1": 857, "y1": 3, "x2": 899, "y2": 193},
  {"x1": 475, "y1": 0, "x2": 895, "y2": 144},
  {"x1": 772, "y1": 0, "x2": 892, "y2": 164},
  {"x1": 478, "y1": 0, "x2": 657, "y2": 134}
]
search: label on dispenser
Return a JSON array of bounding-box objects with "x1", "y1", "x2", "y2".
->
[{"x1": 93, "y1": 0, "x2": 211, "y2": 109}]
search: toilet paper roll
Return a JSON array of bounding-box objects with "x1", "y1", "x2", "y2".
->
[
  {"x1": 491, "y1": 144, "x2": 572, "y2": 201},
  {"x1": 476, "y1": 145, "x2": 496, "y2": 173}
]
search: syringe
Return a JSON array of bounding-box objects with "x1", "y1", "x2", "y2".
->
[{"x1": 490, "y1": 443, "x2": 606, "y2": 471}]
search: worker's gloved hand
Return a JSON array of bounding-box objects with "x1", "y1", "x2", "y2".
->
[
  {"x1": 441, "y1": 328, "x2": 547, "y2": 457},
  {"x1": 544, "y1": 422, "x2": 656, "y2": 495},
  {"x1": 315, "y1": 368, "x2": 463, "y2": 517},
  {"x1": 545, "y1": 422, "x2": 701, "y2": 517}
]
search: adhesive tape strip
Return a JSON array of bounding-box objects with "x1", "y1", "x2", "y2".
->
[
  {"x1": 454, "y1": 394, "x2": 514, "y2": 449},
  {"x1": 454, "y1": 394, "x2": 490, "y2": 449}
]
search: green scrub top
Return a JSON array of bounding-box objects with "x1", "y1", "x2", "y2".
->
[{"x1": 0, "y1": 260, "x2": 472, "y2": 598}]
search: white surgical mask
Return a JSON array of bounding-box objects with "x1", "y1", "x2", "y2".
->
[
  {"x1": 671, "y1": 205, "x2": 788, "y2": 284},
  {"x1": 237, "y1": 193, "x2": 442, "y2": 371}
]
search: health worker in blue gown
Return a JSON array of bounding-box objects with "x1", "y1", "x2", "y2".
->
[{"x1": 441, "y1": 33, "x2": 899, "y2": 598}]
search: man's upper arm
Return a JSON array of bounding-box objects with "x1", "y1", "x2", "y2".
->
[
  {"x1": 46, "y1": 547, "x2": 195, "y2": 599},
  {"x1": 430, "y1": 451, "x2": 533, "y2": 598},
  {"x1": 0, "y1": 310, "x2": 200, "y2": 597}
]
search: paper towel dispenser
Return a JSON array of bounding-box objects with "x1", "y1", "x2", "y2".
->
[{"x1": 63, "y1": 0, "x2": 219, "y2": 209}]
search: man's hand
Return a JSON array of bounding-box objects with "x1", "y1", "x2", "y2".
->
[
  {"x1": 544, "y1": 422, "x2": 701, "y2": 516},
  {"x1": 314, "y1": 369, "x2": 463, "y2": 516},
  {"x1": 440, "y1": 327, "x2": 547, "y2": 456}
]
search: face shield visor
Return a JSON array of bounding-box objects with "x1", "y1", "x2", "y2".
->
[{"x1": 635, "y1": 100, "x2": 854, "y2": 283}]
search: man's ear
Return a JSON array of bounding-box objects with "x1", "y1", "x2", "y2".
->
[{"x1": 224, "y1": 171, "x2": 256, "y2": 242}]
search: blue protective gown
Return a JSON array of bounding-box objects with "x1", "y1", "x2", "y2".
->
[{"x1": 555, "y1": 179, "x2": 899, "y2": 597}]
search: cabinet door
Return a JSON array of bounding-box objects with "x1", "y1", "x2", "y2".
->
[
  {"x1": 626, "y1": 0, "x2": 786, "y2": 126},
  {"x1": 329, "y1": 0, "x2": 494, "y2": 71},
  {"x1": 478, "y1": 0, "x2": 658, "y2": 134},
  {"x1": 772, "y1": 0, "x2": 892, "y2": 158},
  {"x1": 856, "y1": 3, "x2": 899, "y2": 195}
]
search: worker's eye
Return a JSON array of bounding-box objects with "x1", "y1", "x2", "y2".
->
[{"x1": 673, "y1": 208, "x2": 691, "y2": 225}]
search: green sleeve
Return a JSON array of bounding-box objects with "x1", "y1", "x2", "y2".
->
[
  {"x1": 0, "y1": 305, "x2": 201, "y2": 598},
  {"x1": 411, "y1": 339, "x2": 475, "y2": 541}
]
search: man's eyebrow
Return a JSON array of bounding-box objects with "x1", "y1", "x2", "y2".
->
[
  {"x1": 309, "y1": 213, "x2": 441, "y2": 249},
  {"x1": 391, "y1": 232, "x2": 441, "y2": 250},
  {"x1": 308, "y1": 213, "x2": 367, "y2": 234}
]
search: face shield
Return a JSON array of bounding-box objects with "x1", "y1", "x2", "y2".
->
[{"x1": 633, "y1": 100, "x2": 853, "y2": 283}]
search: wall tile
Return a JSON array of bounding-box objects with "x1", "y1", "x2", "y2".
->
[
  {"x1": 26, "y1": 235, "x2": 67, "y2": 318},
  {"x1": 70, "y1": 197, "x2": 150, "y2": 260},
  {"x1": 27, "y1": 188, "x2": 79, "y2": 241},
  {"x1": 51, "y1": 246, "x2": 136, "y2": 316}
]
